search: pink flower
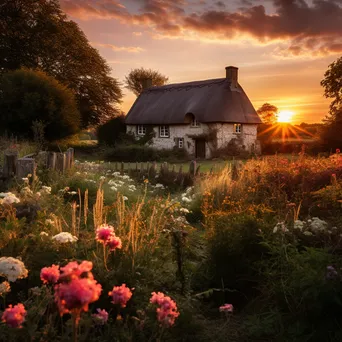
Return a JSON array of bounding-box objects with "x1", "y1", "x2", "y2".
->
[
  {"x1": 40, "y1": 264, "x2": 60, "y2": 284},
  {"x1": 108, "y1": 284, "x2": 132, "y2": 308},
  {"x1": 2, "y1": 303, "x2": 27, "y2": 328},
  {"x1": 150, "y1": 292, "x2": 179, "y2": 328},
  {"x1": 92, "y1": 308, "x2": 109, "y2": 325},
  {"x1": 336, "y1": 149, "x2": 340, "y2": 154},
  {"x1": 107, "y1": 236, "x2": 122, "y2": 251},
  {"x1": 219, "y1": 304, "x2": 233, "y2": 313},
  {"x1": 59, "y1": 261, "x2": 93, "y2": 281},
  {"x1": 54, "y1": 261, "x2": 102, "y2": 320},
  {"x1": 96, "y1": 224, "x2": 115, "y2": 244}
]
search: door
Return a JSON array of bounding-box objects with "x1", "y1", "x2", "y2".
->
[{"x1": 195, "y1": 139, "x2": 206, "y2": 159}]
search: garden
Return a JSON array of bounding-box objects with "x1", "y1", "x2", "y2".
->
[{"x1": 1, "y1": 141, "x2": 342, "y2": 342}]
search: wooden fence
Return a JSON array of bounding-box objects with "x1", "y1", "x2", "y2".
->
[{"x1": 0, "y1": 148, "x2": 74, "y2": 180}]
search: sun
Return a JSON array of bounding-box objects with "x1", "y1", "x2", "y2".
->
[{"x1": 277, "y1": 110, "x2": 294, "y2": 123}]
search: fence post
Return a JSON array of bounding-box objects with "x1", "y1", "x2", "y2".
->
[
  {"x1": 56, "y1": 153, "x2": 66, "y2": 173},
  {"x1": 16, "y1": 158, "x2": 36, "y2": 179},
  {"x1": 3, "y1": 151, "x2": 18, "y2": 178},
  {"x1": 68, "y1": 148, "x2": 75, "y2": 168},
  {"x1": 47, "y1": 152, "x2": 57, "y2": 170},
  {"x1": 189, "y1": 160, "x2": 196, "y2": 177}
]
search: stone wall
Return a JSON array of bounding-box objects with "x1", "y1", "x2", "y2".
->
[{"x1": 126, "y1": 123, "x2": 259, "y2": 158}]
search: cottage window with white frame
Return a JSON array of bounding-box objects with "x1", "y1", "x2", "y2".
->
[
  {"x1": 137, "y1": 125, "x2": 146, "y2": 136},
  {"x1": 178, "y1": 138, "x2": 184, "y2": 148},
  {"x1": 159, "y1": 125, "x2": 170, "y2": 138},
  {"x1": 234, "y1": 124, "x2": 242, "y2": 133},
  {"x1": 191, "y1": 117, "x2": 200, "y2": 127}
]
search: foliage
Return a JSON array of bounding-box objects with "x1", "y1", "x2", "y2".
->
[
  {"x1": 97, "y1": 115, "x2": 127, "y2": 146},
  {"x1": 256, "y1": 103, "x2": 278, "y2": 124},
  {"x1": 0, "y1": 0, "x2": 122, "y2": 127},
  {"x1": 0, "y1": 69, "x2": 80, "y2": 141},
  {"x1": 104, "y1": 145, "x2": 189, "y2": 162},
  {"x1": 321, "y1": 56, "x2": 342, "y2": 116},
  {"x1": 320, "y1": 106, "x2": 342, "y2": 151},
  {"x1": 125, "y1": 68, "x2": 169, "y2": 96}
]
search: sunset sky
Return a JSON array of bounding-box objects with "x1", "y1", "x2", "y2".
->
[{"x1": 60, "y1": 0, "x2": 342, "y2": 124}]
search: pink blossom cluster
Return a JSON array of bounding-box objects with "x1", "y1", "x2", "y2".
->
[
  {"x1": 96, "y1": 224, "x2": 122, "y2": 251},
  {"x1": 1, "y1": 303, "x2": 27, "y2": 328},
  {"x1": 92, "y1": 308, "x2": 109, "y2": 325},
  {"x1": 53, "y1": 261, "x2": 102, "y2": 320},
  {"x1": 219, "y1": 304, "x2": 233, "y2": 313},
  {"x1": 40, "y1": 264, "x2": 60, "y2": 284},
  {"x1": 150, "y1": 292, "x2": 180, "y2": 327},
  {"x1": 108, "y1": 284, "x2": 132, "y2": 308}
]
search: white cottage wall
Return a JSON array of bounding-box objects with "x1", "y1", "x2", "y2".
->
[{"x1": 126, "y1": 123, "x2": 259, "y2": 158}]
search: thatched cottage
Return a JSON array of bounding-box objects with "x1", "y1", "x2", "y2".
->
[{"x1": 125, "y1": 66, "x2": 262, "y2": 158}]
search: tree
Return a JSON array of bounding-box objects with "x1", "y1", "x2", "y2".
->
[
  {"x1": 0, "y1": 0, "x2": 122, "y2": 127},
  {"x1": 0, "y1": 69, "x2": 80, "y2": 141},
  {"x1": 321, "y1": 56, "x2": 342, "y2": 115},
  {"x1": 125, "y1": 68, "x2": 169, "y2": 96},
  {"x1": 97, "y1": 115, "x2": 126, "y2": 146},
  {"x1": 256, "y1": 103, "x2": 278, "y2": 124}
]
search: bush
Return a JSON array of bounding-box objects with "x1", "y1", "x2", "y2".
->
[
  {"x1": 97, "y1": 115, "x2": 126, "y2": 146},
  {"x1": 0, "y1": 69, "x2": 80, "y2": 141},
  {"x1": 104, "y1": 145, "x2": 189, "y2": 162},
  {"x1": 212, "y1": 138, "x2": 250, "y2": 158}
]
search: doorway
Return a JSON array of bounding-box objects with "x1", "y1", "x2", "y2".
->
[{"x1": 195, "y1": 139, "x2": 206, "y2": 159}]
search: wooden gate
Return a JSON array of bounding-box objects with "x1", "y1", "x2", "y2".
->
[{"x1": 195, "y1": 139, "x2": 206, "y2": 159}]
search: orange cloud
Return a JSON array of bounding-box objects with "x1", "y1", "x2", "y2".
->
[{"x1": 60, "y1": 0, "x2": 342, "y2": 57}]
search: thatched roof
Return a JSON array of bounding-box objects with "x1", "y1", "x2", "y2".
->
[{"x1": 125, "y1": 77, "x2": 262, "y2": 125}]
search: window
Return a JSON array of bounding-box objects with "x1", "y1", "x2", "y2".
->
[
  {"x1": 178, "y1": 138, "x2": 184, "y2": 148},
  {"x1": 234, "y1": 124, "x2": 242, "y2": 133},
  {"x1": 159, "y1": 125, "x2": 170, "y2": 138},
  {"x1": 191, "y1": 117, "x2": 200, "y2": 127},
  {"x1": 137, "y1": 125, "x2": 146, "y2": 136}
]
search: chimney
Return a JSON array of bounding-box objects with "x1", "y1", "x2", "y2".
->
[
  {"x1": 141, "y1": 78, "x2": 153, "y2": 91},
  {"x1": 225, "y1": 66, "x2": 238, "y2": 88}
]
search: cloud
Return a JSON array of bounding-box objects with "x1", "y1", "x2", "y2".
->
[
  {"x1": 92, "y1": 43, "x2": 144, "y2": 53},
  {"x1": 61, "y1": 0, "x2": 342, "y2": 57}
]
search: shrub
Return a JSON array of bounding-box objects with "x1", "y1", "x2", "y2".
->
[
  {"x1": 104, "y1": 145, "x2": 189, "y2": 162},
  {"x1": 0, "y1": 69, "x2": 80, "y2": 141},
  {"x1": 97, "y1": 115, "x2": 126, "y2": 146}
]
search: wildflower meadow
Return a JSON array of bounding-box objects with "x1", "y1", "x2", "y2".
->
[{"x1": 1, "y1": 149, "x2": 342, "y2": 341}]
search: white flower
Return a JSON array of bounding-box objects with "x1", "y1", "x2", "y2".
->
[
  {"x1": 40, "y1": 231, "x2": 49, "y2": 237},
  {"x1": 21, "y1": 187, "x2": 33, "y2": 196},
  {"x1": 0, "y1": 257, "x2": 29, "y2": 282},
  {"x1": 122, "y1": 175, "x2": 130, "y2": 180},
  {"x1": 273, "y1": 222, "x2": 288, "y2": 233},
  {"x1": 52, "y1": 232, "x2": 78, "y2": 244},
  {"x1": 294, "y1": 220, "x2": 304, "y2": 231},
  {"x1": 182, "y1": 197, "x2": 192, "y2": 203},
  {"x1": 155, "y1": 183, "x2": 165, "y2": 189},
  {"x1": 1, "y1": 193, "x2": 20, "y2": 205},
  {"x1": 180, "y1": 208, "x2": 190, "y2": 214},
  {"x1": 40, "y1": 186, "x2": 52, "y2": 195},
  {"x1": 67, "y1": 191, "x2": 77, "y2": 195},
  {"x1": 45, "y1": 219, "x2": 54, "y2": 226},
  {"x1": 112, "y1": 172, "x2": 120, "y2": 176},
  {"x1": 110, "y1": 186, "x2": 118, "y2": 192},
  {"x1": 123, "y1": 196, "x2": 128, "y2": 201},
  {"x1": 100, "y1": 176, "x2": 106, "y2": 180},
  {"x1": 309, "y1": 217, "x2": 328, "y2": 232},
  {"x1": 22, "y1": 178, "x2": 29, "y2": 183},
  {"x1": 0, "y1": 281, "x2": 11, "y2": 296},
  {"x1": 303, "y1": 231, "x2": 313, "y2": 236}
]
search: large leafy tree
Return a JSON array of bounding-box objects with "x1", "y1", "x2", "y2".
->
[
  {"x1": 125, "y1": 68, "x2": 169, "y2": 96},
  {"x1": 320, "y1": 57, "x2": 342, "y2": 150},
  {"x1": 0, "y1": 69, "x2": 80, "y2": 140},
  {"x1": 256, "y1": 103, "x2": 278, "y2": 124},
  {"x1": 0, "y1": 0, "x2": 122, "y2": 127}
]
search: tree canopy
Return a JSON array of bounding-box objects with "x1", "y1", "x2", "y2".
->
[
  {"x1": 256, "y1": 103, "x2": 278, "y2": 124},
  {"x1": 125, "y1": 68, "x2": 169, "y2": 96},
  {"x1": 0, "y1": 68, "x2": 80, "y2": 141},
  {"x1": 0, "y1": 0, "x2": 122, "y2": 127}
]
